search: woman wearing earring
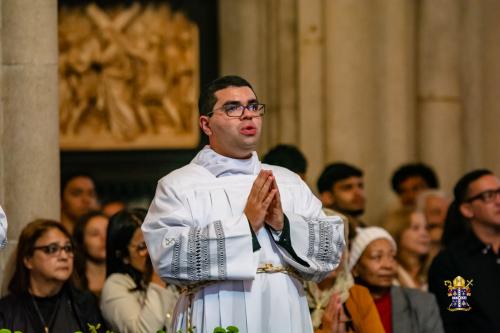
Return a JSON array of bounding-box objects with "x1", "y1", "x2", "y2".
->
[
  {"x1": 100, "y1": 208, "x2": 178, "y2": 333},
  {"x1": 0, "y1": 219, "x2": 105, "y2": 332},
  {"x1": 349, "y1": 227, "x2": 443, "y2": 333}
]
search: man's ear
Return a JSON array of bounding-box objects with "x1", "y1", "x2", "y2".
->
[
  {"x1": 199, "y1": 116, "x2": 212, "y2": 136},
  {"x1": 320, "y1": 191, "x2": 334, "y2": 207},
  {"x1": 459, "y1": 202, "x2": 474, "y2": 219}
]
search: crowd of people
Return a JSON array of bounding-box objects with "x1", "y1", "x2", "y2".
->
[{"x1": 0, "y1": 75, "x2": 499, "y2": 333}]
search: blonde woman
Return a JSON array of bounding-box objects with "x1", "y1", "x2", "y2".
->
[{"x1": 383, "y1": 208, "x2": 431, "y2": 290}]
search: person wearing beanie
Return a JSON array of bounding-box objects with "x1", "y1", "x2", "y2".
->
[{"x1": 350, "y1": 227, "x2": 444, "y2": 333}]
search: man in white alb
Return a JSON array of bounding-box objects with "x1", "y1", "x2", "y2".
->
[{"x1": 142, "y1": 75, "x2": 344, "y2": 333}]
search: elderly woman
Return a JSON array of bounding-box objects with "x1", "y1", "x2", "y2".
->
[
  {"x1": 100, "y1": 208, "x2": 178, "y2": 333},
  {"x1": 0, "y1": 219, "x2": 105, "y2": 332},
  {"x1": 349, "y1": 227, "x2": 443, "y2": 333},
  {"x1": 384, "y1": 208, "x2": 431, "y2": 290}
]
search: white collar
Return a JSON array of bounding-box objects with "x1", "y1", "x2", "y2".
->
[{"x1": 191, "y1": 146, "x2": 261, "y2": 177}]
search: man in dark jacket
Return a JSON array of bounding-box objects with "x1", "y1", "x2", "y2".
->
[{"x1": 429, "y1": 169, "x2": 500, "y2": 333}]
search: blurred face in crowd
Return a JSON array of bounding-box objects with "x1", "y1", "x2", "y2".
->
[
  {"x1": 423, "y1": 195, "x2": 449, "y2": 244},
  {"x1": 62, "y1": 176, "x2": 99, "y2": 221},
  {"x1": 24, "y1": 228, "x2": 74, "y2": 285},
  {"x1": 84, "y1": 215, "x2": 108, "y2": 262},
  {"x1": 329, "y1": 176, "x2": 365, "y2": 217},
  {"x1": 398, "y1": 176, "x2": 429, "y2": 207},
  {"x1": 127, "y1": 228, "x2": 148, "y2": 273},
  {"x1": 460, "y1": 174, "x2": 500, "y2": 228},
  {"x1": 399, "y1": 211, "x2": 431, "y2": 256},
  {"x1": 353, "y1": 239, "x2": 397, "y2": 290},
  {"x1": 102, "y1": 201, "x2": 126, "y2": 218},
  {"x1": 199, "y1": 86, "x2": 262, "y2": 159}
]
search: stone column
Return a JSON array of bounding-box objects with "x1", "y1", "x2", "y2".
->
[
  {"x1": 461, "y1": 0, "x2": 483, "y2": 170},
  {"x1": 482, "y1": 0, "x2": 500, "y2": 172},
  {"x1": 371, "y1": 0, "x2": 417, "y2": 222},
  {"x1": 297, "y1": 0, "x2": 325, "y2": 186},
  {"x1": 0, "y1": 0, "x2": 60, "y2": 285},
  {"x1": 324, "y1": 0, "x2": 378, "y2": 164},
  {"x1": 324, "y1": 0, "x2": 387, "y2": 224},
  {"x1": 417, "y1": 0, "x2": 462, "y2": 193}
]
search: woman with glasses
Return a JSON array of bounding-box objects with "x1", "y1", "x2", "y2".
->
[
  {"x1": 0, "y1": 219, "x2": 106, "y2": 332},
  {"x1": 100, "y1": 208, "x2": 178, "y2": 333},
  {"x1": 73, "y1": 211, "x2": 109, "y2": 297}
]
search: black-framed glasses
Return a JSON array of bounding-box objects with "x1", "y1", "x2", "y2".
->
[
  {"x1": 33, "y1": 243, "x2": 74, "y2": 257},
  {"x1": 208, "y1": 103, "x2": 265, "y2": 118},
  {"x1": 466, "y1": 187, "x2": 500, "y2": 203}
]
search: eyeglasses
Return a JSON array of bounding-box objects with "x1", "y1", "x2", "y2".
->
[
  {"x1": 466, "y1": 188, "x2": 500, "y2": 203},
  {"x1": 129, "y1": 241, "x2": 148, "y2": 253},
  {"x1": 33, "y1": 243, "x2": 74, "y2": 257},
  {"x1": 208, "y1": 103, "x2": 265, "y2": 118}
]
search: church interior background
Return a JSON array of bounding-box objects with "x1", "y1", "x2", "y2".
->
[{"x1": 1, "y1": 0, "x2": 500, "y2": 281}]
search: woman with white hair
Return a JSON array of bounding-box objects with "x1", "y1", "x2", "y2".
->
[{"x1": 349, "y1": 227, "x2": 444, "y2": 333}]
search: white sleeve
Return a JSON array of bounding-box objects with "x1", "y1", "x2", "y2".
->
[
  {"x1": 274, "y1": 181, "x2": 345, "y2": 282},
  {"x1": 142, "y1": 179, "x2": 258, "y2": 286},
  {"x1": 0, "y1": 206, "x2": 7, "y2": 248}
]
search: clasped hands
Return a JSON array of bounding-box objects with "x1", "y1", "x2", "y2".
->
[{"x1": 244, "y1": 170, "x2": 284, "y2": 233}]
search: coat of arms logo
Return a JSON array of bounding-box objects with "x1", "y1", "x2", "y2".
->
[{"x1": 444, "y1": 276, "x2": 473, "y2": 311}]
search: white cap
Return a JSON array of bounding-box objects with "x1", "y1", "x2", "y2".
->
[{"x1": 348, "y1": 226, "x2": 397, "y2": 271}]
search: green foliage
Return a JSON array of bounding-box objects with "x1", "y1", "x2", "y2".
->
[
  {"x1": 174, "y1": 326, "x2": 239, "y2": 333},
  {"x1": 212, "y1": 327, "x2": 239, "y2": 333},
  {"x1": 212, "y1": 327, "x2": 226, "y2": 333}
]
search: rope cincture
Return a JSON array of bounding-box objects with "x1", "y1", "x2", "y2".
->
[{"x1": 180, "y1": 263, "x2": 302, "y2": 330}]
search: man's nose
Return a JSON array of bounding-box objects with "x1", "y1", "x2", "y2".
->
[{"x1": 240, "y1": 107, "x2": 255, "y2": 119}]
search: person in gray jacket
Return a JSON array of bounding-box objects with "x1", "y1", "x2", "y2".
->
[{"x1": 349, "y1": 226, "x2": 444, "y2": 333}]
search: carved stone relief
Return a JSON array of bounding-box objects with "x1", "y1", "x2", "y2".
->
[{"x1": 59, "y1": 3, "x2": 199, "y2": 150}]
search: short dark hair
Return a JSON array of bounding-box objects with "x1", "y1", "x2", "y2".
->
[
  {"x1": 9, "y1": 219, "x2": 75, "y2": 295},
  {"x1": 453, "y1": 169, "x2": 493, "y2": 204},
  {"x1": 198, "y1": 75, "x2": 255, "y2": 116},
  {"x1": 391, "y1": 163, "x2": 439, "y2": 193},
  {"x1": 60, "y1": 172, "x2": 97, "y2": 198},
  {"x1": 106, "y1": 208, "x2": 149, "y2": 290},
  {"x1": 262, "y1": 144, "x2": 307, "y2": 174},
  {"x1": 317, "y1": 162, "x2": 363, "y2": 194},
  {"x1": 441, "y1": 169, "x2": 493, "y2": 247}
]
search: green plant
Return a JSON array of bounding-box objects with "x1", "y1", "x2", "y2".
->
[{"x1": 212, "y1": 327, "x2": 239, "y2": 333}]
